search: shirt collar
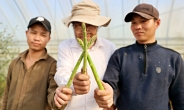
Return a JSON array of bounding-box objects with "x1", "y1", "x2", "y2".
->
[
  {"x1": 19, "y1": 48, "x2": 48, "y2": 62},
  {"x1": 70, "y1": 37, "x2": 105, "y2": 49}
]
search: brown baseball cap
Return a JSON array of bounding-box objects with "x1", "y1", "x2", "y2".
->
[{"x1": 124, "y1": 3, "x2": 159, "y2": 22}]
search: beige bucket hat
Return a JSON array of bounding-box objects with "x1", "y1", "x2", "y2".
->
[{"x1": 62, "y1": 0, "x2": 111, "y2": 27}]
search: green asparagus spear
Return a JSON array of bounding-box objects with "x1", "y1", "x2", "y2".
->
[
  {"x1": 87, "y1": 54, "x2": 104, "y2": 90},
  {"x1": 66, "y1": 51, "x2": 84, "y2": 88},
  {"x1": 77, "y1": 34, "x2": 97, "y2": 49},
  {"x1": 66, "y1": 23, "x2": 103, "y2": 90},
  {"x1": 87, "y1": 35, "x2": 97, "y2": 47},
  {"x1": 66, "y1": 36, "x2": 97, "y2": 88},
  {"x1": 77, "y1": 38, "x2": 84, "y2": 49},
  {"x1": 82, "y1": 22, "x2": 87, "y2": 74},
  {"x1": 77, "y1": 37, "x2": 104, "y2": 90}
]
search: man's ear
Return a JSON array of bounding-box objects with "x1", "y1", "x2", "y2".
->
[
  {"x1": 47, "y1": 35, "x2": 51, "y2": 43},
  {"x1": 48, "y1": 36, "x2": 51, "y2": 41},
  {"x1": 156, "y1": 19, "x2": 161, "y2": 29},
  {"x1": 25, "y1": 30, "x2": 28, "y2": 38}
]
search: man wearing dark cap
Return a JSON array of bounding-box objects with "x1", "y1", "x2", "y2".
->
[
  {"x1": 1, "y1": 16, "x2": 72, "y2": 110},
  {"x1": 94, "y1": 3, "x2": 184, "y2": 110}
]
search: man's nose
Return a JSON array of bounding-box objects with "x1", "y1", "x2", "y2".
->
[
  {"x1": 135, "y1": 24, "x2": 142, "y2": 29},
  {"x1": 34, "y1": 34, "x2": 40, "y2": 40}
]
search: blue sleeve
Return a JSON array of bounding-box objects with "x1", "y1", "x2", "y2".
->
[
  {"x1": 169, "y1": 55, "x2": 184, "y2": 109},
  {"x1": 103, "y1": 50, "x2": 121, "y2": 103}
]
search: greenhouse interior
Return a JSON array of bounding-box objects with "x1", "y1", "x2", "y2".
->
[
  {"x1": 1, "y1": 0, "x2": 184, "y2": 109},
  {"x1": 0, "y1": 0, "x2": 184, "y2": 59}
]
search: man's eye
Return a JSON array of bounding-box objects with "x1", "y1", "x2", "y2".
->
[
  {"x1": 74, "y1": 23, "x2": 81, "y2": 27},
  {"x1": 141, "y1": 19, "x2": 147, "y2": 22}
]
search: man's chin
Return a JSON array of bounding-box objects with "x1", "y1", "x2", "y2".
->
[{"x1": 30, "y1": 47, "x2": 43, "y2": 52}]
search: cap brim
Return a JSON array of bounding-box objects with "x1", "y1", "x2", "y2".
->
[
  {"x1": 62, "y1": 15, "x2": 111, "y2": 27},
  {"x1": 124, "y1": 11, "x2": 154, "y2": 22}
]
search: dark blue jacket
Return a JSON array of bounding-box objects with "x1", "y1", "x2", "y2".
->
[{"x1": 103, "y1": 41, "x2": 184, "y2": 110}]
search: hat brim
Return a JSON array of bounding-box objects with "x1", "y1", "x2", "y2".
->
[
  {"x1": 124, "y1": 11, "x2": 154, "y2": 22},
  {"x1": 62, "y1": 15, "x2": 111, "y2": 27}
]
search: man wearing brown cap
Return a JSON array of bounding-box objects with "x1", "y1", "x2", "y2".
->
[
  {"x1": 1, "y1": 16, "x2": 72, "y2": 110},
  {"x1": 94, "y1": 3, "x2": 184, "y2": 110},
  {"x1": 53, "y1": 0, "x2": 116, "y2": 110}
]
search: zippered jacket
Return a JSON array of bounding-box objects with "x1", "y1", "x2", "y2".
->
[{"x1": 103, "y1": 41, "x2": 184, "y2": 110}]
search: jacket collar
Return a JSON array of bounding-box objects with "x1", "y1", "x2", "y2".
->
[
  {"x1": 134, "y1": 41, "x2": 159, "y2": 52},
  {"x1": 136, "y1": 41, "x2": 157, "y2": 46}
]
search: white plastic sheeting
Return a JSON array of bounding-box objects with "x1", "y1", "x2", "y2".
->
[{"x1": 0, "y1": 0, "x2": 184, "y2": 58}]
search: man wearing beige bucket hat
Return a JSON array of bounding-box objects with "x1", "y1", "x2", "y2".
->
[
  {"x1": 94, "y1": 3, "x2": 184, "y2": 110},
  {"x1": 54, "y1": 0, "x2": 116, "y2": 110}
]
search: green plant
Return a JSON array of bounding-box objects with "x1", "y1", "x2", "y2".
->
[{"x1": 0, "y1": 23, "x2": 19, "y2": 98}]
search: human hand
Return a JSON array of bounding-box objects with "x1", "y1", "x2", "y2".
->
[
  {"x1": 94, "y1": 81, "x2": 114, "y2": 109},
  {"x1": 54, "y1": 86, "x2": 72, "y2": 108},
  {"x1": 73, "y1": 72, "x2": 91, "y2": 94},
  {"x1": 103, "y1": 104, "x2": 116, "y2": 110}
]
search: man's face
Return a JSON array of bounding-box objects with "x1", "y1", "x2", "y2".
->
[
  {"x1": 26, "y1": 23, "x2": 50, "y2": 52},
  {"x1": 131, "y1": 14, "x2": 160, "y2": 44},
  {"x1": 73, "y1": 22, "x2": 98, "y2": 42}
]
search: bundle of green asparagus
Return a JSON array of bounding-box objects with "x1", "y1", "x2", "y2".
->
[{"x1": 66, "y1": 22, "x2": 104, "y2": 90}]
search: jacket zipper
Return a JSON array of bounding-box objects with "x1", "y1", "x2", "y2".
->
[{"x1": 144, "y1": 45, "x2": 147, "y2": 75}]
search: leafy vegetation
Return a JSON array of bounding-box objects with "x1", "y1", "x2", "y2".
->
[{"x1": 0, "y1": 23, "x2": 19, "y2": 102}]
